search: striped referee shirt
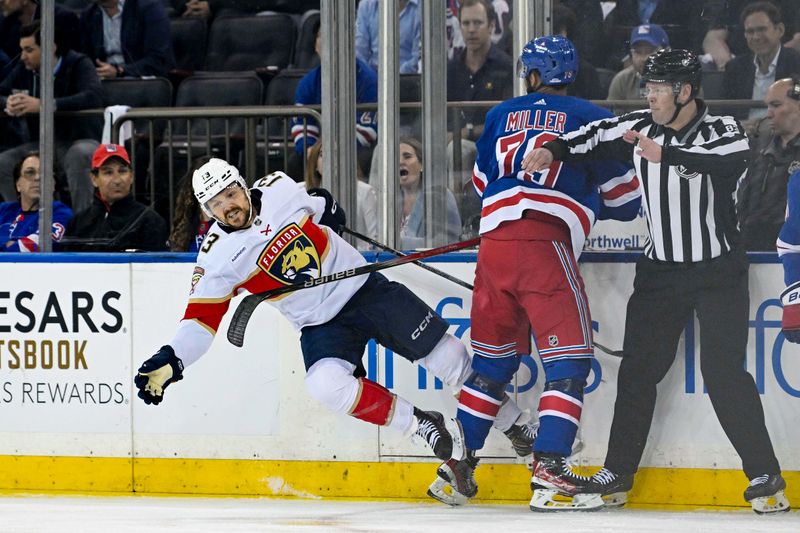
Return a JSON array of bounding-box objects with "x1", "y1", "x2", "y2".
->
[{"x1": 545, "y1": 101, "x2": 749, "y2": 263}]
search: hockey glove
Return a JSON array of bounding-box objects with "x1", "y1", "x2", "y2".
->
[
  {"x1": 308, "y1": 187, "x2": 346, "y2": 235},
  {"x1": 134, "y1": 345, "x2": 184, "y2": 405},
  {"x1": 781, "y1": 281, "x2": 800, "y2": 344}
]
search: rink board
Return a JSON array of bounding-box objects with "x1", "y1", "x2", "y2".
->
[{"x1": 0, "y1": 252, "x2": 798, "y2": 507}]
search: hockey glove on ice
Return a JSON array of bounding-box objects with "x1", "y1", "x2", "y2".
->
[
  {"x1": 134, "y1": 345, "x2": 184, "y2": 405},
  {"x1": 308, "y1": 187, "x2": 346, "y2": 235},
  {"x1": 781, "y1": 281, "x2": 800, "y2": 343}
]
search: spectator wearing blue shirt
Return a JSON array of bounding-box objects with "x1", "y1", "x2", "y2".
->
[
  {"x1": 0, "y1": 152, "x2": 73, "y2": 252},
  {"x1": 356, "y1": 0, "x2": 421, "y2": 74},
  {"x1": 292, "y1": 22, "x2": 378, "y2": 156}
]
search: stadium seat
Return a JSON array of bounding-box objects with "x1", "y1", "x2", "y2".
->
[
  {"x1": 170, "y1": 17, "x2": 208, "y2": 72},
  {"x1": 102, "y1": 77, "x2": 173, "y2": 108},
  {"x1": 702, "y1": 70, "x2": 726, "y2": 100},
  {"x1": 294, "y1": 10, "x2": 320, "y2": 69},
  {"x1": 56, "y1": 0, "x2": 90, "y2": 12},
  {"x1": 204, "y1": 15, "x2": 296, "y2": 71},
  {"x1": 171, "y1": 72, "x2": 264, "y2": 138},
  {"x1": 101, "y1": 77, "x2": 173, "y2": 135},
  {"x1": 265, "y1": 68, "x2": 309, "y2": 135},
  {"x1": 596, "y1": 68, "x2": 616, "y2": 99}
]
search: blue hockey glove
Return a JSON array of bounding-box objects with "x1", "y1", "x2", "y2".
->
[
  {"x1": 308, "y1": 187, "x2": 346, "y2": 235},
  {"x1": 134, "y1": 345, "x2": 184, "y2": 405},
  {"x1": 781, "y1": 281, "x2": 800, "y2": 343}
]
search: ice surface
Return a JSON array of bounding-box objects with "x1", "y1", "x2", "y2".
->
[{"x1": 0, "y1": 495, "x2": 797, "y2": 533}]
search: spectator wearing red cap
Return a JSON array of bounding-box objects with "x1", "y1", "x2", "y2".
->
[
  {"x1": 65, "y1": 144, "x2": 168, "y2": 252},
  {"x1": 607, "y1": 24, "x2": 670, "y2": 100}
]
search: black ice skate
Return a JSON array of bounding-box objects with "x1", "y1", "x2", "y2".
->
[
  {"x1": 428, "y1": 449, "x2": 479, "y2": 506},
  {"x1": 503, "y1": 420, "x2": 538, "y2": 458},
  {"x1": 574, "y1": 467, "x2": 634, "y2": 510},
  {"x1": 412, "y1": 409, "x2": 452, "y2": 461},
  {"x1": 744, "y1": 474, "x2": 791, "y2": 514}
]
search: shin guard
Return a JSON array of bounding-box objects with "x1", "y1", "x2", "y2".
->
[
  {"x1": 457, "y1": 372, "x2": 507, "y2": 450},
  {"x1": 535, "y1": 379, "x2": 586, "y2": 456}
]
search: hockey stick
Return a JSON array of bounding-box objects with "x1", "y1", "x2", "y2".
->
[
  {"x1": 226, "y1": 237, "x2": 481, "y2": 347},
  {"x1": 593, "y1": 341, "x2": 623, "y2": 358},
  {"x1": 341, "y1": 226, "x2": 474, "y2": 291}
]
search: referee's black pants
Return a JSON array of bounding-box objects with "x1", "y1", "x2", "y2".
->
[{"x1": 604, "y1": 251, "x2": 781, "y2": 479}]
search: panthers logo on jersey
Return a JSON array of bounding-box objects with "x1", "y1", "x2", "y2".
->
[{"x1": 258, "y1": 223, "x2": 321, "y2": 285}]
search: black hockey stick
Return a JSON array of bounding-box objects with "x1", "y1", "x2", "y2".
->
[
  {"x1": 226, "y1": 237, "x2": 481, "y2": 347},
  {"x1": 341, "y1": 226, "x2": 474, "y2": 291},
  {"x1": 593, "y1": 341, "x2": 623, "y2": 358}
]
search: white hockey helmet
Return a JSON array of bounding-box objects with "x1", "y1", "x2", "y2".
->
[{"x1": 192, "y1": 158, "x2": 250, "y2": 221}]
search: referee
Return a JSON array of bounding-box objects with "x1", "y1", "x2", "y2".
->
[{"x1": 523, "y1": 49, "x2": 789, "y2": 514}]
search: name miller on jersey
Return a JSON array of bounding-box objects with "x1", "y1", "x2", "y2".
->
[{"x1": 504, "y1": 109, "x2": 567, "y2": 133}]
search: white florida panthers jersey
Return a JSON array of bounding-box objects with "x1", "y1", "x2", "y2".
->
[{"x1": 169, "y1": 172, "x2": 368, "y2": 366}]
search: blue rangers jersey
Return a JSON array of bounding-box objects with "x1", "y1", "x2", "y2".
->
[
  {"x1": 0, "y1": 201, "x2": 72, "y2": 252},
  {"x1": 291, "y1": 59, "x2": 378, "y2": 154},
  {"x1": 777, "y1": 169, "x2": 800, "y2": 285},
  {"x1": 472, "y1": 92, "x2": 641, "y2": 256}
]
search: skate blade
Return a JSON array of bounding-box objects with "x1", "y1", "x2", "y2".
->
[
  {"x1": 445, "y1": 417, "x2": 465, "y2": 461},
  {"x1": 751, "y1": 490, "x2": 791, "y2": 514},
  {"x1": 428, "y1": 476, "x2": 469, "y2": 506},
  {"x1": 529, "y1": 489, "x2": 605, "y2": 512}
]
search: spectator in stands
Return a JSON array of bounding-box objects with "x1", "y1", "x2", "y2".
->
[
  {"x1": 446, "y1": 0, "x2": 512, "y2": 59},
  {"x1": 305, "y1": 141, "x2": 379, "y2": 249},
  {"x1": 0, "y1": 0, "x2": 79, "y2": 64},
  {"x1": 398, "y1": 137, "x2": 461, "y2": 249},
  {"x1": 67, "y1": 144, "x2": 167, "y2": 251},
  {"x1": 356, "y1": 0, "x2": 421, "y2": 74},
  {"x1": 596, "y1": 0, "x2": 705, "y2": 70},
  {"x1": 177, "y1": 0, "x2": 211, "y2": 20},
  {"x1": 723, "y1": 2, "x2": 800, "y2": 120},
  {"x1": 737, "y1": 78, "x2": 800, "y2": 251},
  {"x1": 0, "y1": 22, "x2": 101, "y2": 212},
  {"x1": 0, "y1": 151, "x2": 72, "y2": 252},
  {"x1": 79, "y1": 0, "x2": 174, "y2": 79},
  {"x1": 292, "y1": 22, "x2": 378, "y2": 158},
  {"x1": 446, "y1": 0, "x2": 512, "y2": 143},
  {"x1": 168, "y1": 155, "x2": 212, "y2": 253},
  {"x1": 556, "y1": 0, "x2": 607, "y2": 70},
  {"x1": 703, "y1": 0, "x2": 800, "y2": 70},
  {"x1": 552, "y1": 3, "x2": 602, "y2": 100},
  {"x1": 608, "y1": 24, "x2": 670, "y2": 100}
]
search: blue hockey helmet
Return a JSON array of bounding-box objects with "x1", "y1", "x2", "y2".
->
[{"x1": 517, "y1": 35, "x2": 578, "y2": 86}]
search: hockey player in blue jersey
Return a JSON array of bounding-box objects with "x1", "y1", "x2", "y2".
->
[
  {"x1": 778, "y1": 168, "x2": 800, "y2": 344},
  {"x1": 427, "y1": 35, "x2": 641, "y2": 510}
]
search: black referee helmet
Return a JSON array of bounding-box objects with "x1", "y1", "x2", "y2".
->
[{"x1": 642, "y1": 49, "x2": 702, "y2": 97}]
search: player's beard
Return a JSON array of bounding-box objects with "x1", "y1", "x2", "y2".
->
[{"x1": 224, "y1": 207, "x2": 245, "y2": 228}]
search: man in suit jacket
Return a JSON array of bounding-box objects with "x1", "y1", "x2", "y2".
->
[
  {"x1": 79, "y1": 0, "x2": 174, "y2": 79},
  {"x1": 723, "y1": 1, "x2": 800, "y2": 120}
]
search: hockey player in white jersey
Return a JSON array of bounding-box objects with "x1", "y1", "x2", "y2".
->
[{"x1": 133, "y1": 158, "x2": 535, "y2": 469}]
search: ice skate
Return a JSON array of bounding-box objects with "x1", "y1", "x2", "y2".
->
[
  {"x1": 412, "y1": 408, "x2": 464, "y2": 462},
  {"x1": 571, "y1": 467, "x2": 634, "y2": 510},
  {"x1": 529, "y1": 452, "x2": 597, "y2": 511},
  {"x1": 744, "y1": 474, "x2": 791, "y2": 514},
  {"x1": 427, "y1": 449, "x2": 479, "y2": 506},
  {"x1": 503, "y1": 420, "x2": 538, "y2": 470}
]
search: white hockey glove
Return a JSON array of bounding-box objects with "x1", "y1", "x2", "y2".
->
[{"x1": 134, "y1": 345, "x2": 184, "y2": 405}]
